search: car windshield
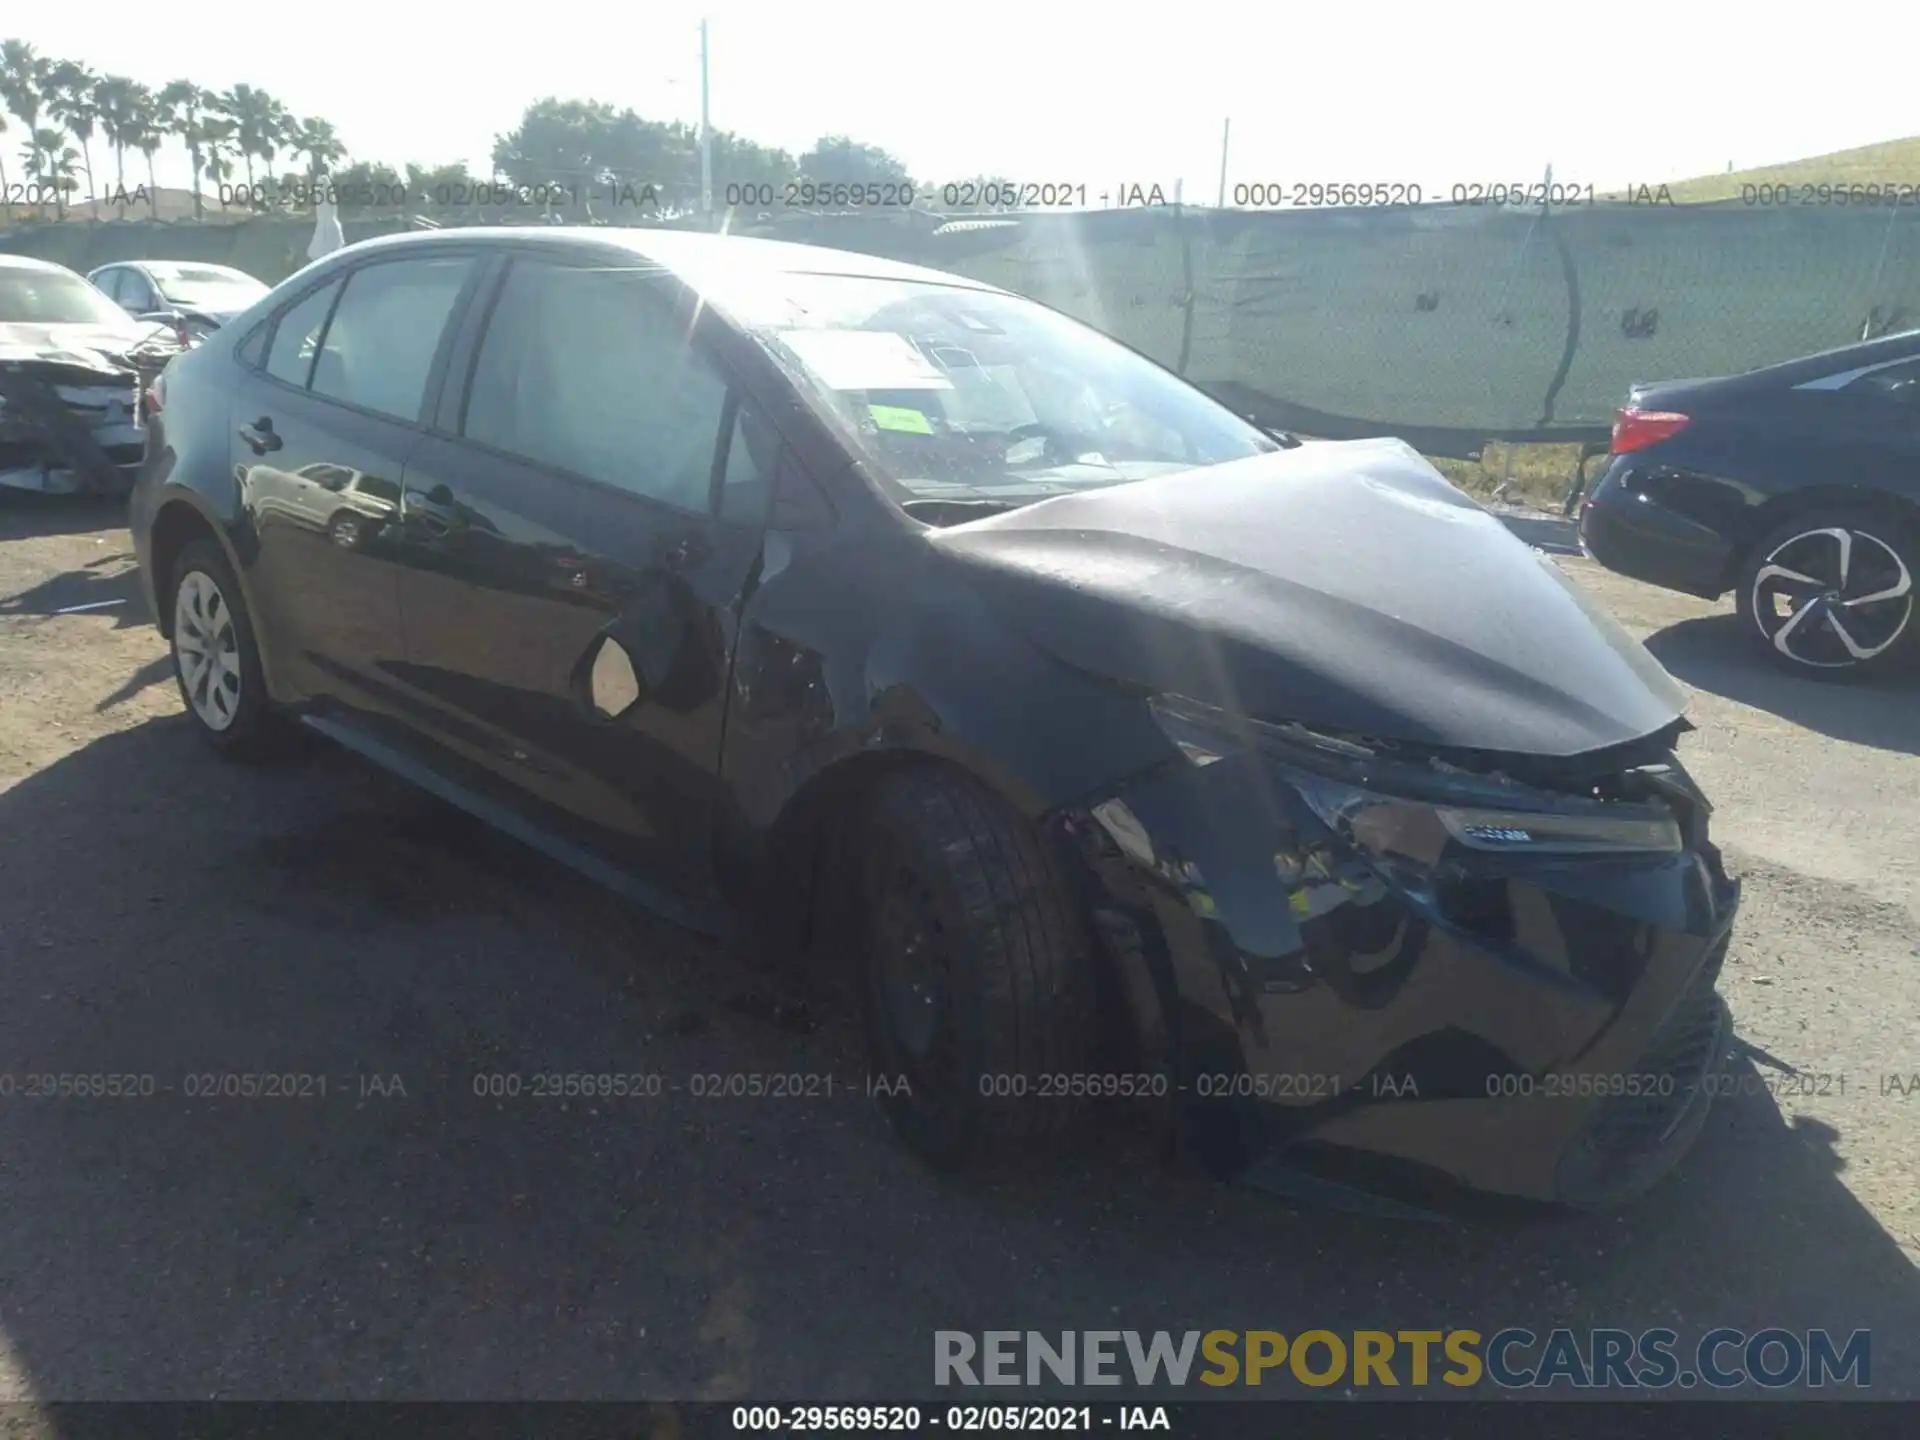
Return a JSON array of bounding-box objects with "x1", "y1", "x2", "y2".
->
[
  {"x1": 717, "y1": 270, "x2": 1279, "y2": 509},
  {"x1": 0, "y1": 268, "x2": 133, "y2": 327},
  {"x1": 147, "y1": 263, "x2": 266, "y2": 310}
]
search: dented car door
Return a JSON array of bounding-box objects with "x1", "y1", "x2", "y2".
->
[{"x1": 386, "y1": 253, "x2": 773, "y2": 897}]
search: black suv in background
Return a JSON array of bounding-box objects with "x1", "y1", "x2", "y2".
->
[{"x1": 131, "y1": 227, "x2": 1739, "y2": 1208}]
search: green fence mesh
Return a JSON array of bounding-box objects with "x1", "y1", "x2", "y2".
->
[{"x1": 7, "y1": 202, "x2": 1914, "y2": 456}]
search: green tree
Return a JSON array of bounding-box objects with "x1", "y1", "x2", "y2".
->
[
  {"x1": 45, "y1": 60, "x2": 102, "y2": 216},
  {"x1": 198, "y1": 115, "x2": 239, "y2": 205},
  {"x1": 159, "y1": 80, "x2": 215, "y2": 219},
  {"x1": 0, "y1": 39, "x2": 51, "y2": 191},
  {"x1": 23, "y1": 125, "x2": 78, "y2": 217},
  {"x1": 406, "y1": 160, "x2": 482, "y2": 217},
  {"x1": 127, "y1": 84, "x2": 164, "y2": 217},
  {"x1": 220, "y1": 83, "x2": 285, "y2": 187},
  {"x1": 93, "y1": 74, "x2": 140, "y2": 192},
  {"x1": 286, "y1": 116, "x2": 346, "y2": 184},
  {"x1": 709, "y1": 131, "x2": 797, "y2": 210},
  {"x1": 328, "y1": 159, "x2": 404, "y2": 216},
  {"x1": 493, "y1": 97, "x2": 611, "y2": 190},
  {"x1": 798, "y1": 135, "x2": 913, "y2": 189}
]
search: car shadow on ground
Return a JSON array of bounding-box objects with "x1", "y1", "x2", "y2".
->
[
  {"x1": 1644, "y1": 615, "x2": 1920, "y2": 757},
  {"x1": 0, "y1": 556, "x2": 150, "y2": 631},
  {"x1": 0, "y1": 552, "x2": 172, "y2": 710},
  {"x1": 0, "y1": 719, "x2": 1914, "y2": 1402},
  {"x1": 0, "y1": 494, "x2": 129, "y2": 544}
]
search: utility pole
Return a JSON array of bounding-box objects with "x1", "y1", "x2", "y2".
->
[
  {"x1": 1216, "y1": 118, "x2": 1231, "y2": 208},
  {"x1": 699, "y1": 17, "x2": 713, "y2": 218}
]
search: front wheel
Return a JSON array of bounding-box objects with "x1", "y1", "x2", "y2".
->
[
  {"x1": 1735, "y1": 509, "x2": 1918, "y2": 680},
  {"x1": 856, "y1": 766, "x2": 1098, "y2": 1170},
  {"x1": 167, "y1": 538, "x2": 282, "y2": 757}
]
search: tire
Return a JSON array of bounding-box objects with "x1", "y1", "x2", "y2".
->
[
  {"x1": 1735, "y1": 508, "x2": 1919, "y2": 680},
  {"x1": 855, "y1": 766, "x2": 1097, "y2": 1170},
  {"x1": 166, "y1": 538, "x2": 281, "y2": 757}
]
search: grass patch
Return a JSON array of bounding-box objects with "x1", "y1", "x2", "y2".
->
[
  {"x1": 1647, "y1": 135, "x2": 1920, "y2": 204},
  {"x1": 1424, "y1": 442, "x2": 1594, "y2": 511}
]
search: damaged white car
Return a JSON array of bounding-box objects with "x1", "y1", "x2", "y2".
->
[{"x1": 0, "y1": 254, "x2": 184, "y2": 496}]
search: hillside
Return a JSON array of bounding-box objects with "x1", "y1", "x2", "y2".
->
[{"x1": 1657, "y1": 135, "x2": 1920, "y2": 202}]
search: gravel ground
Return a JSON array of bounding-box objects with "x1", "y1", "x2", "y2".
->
[{"x1": 0, "y1": 496, "x2": 1914, "y2": 1403}]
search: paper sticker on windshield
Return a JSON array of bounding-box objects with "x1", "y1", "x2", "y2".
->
[
  {"x1": 777, "y1": 329, "x2": 953, "y2": 390},
  {"x1": 869, "y1": 404, "x2": 936, "y2": 435}
]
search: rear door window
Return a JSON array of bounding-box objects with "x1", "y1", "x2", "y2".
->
[{"x1": 264, "y1": 279, "x2": 344, "y2": 390}]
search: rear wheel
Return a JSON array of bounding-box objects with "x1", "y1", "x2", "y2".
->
[
  {"x1": 855, "y1": 766, "x2": 1097, "y2": 1170},
  {"x1": 1735, "y1": 509, "x2": 1918, "y2": 679},
  {"x1": 327, "y1": 512, "x2": 364, "y2": 549},
  {"x1": 167, "y1": 539, "x2": 282, "y2": 757}
]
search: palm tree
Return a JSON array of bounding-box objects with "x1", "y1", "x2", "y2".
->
[
  {"x1": 159, "y1": 80, "x2": 213, "y2": 219},
  {"x1": 199, "y1": 115, "x2": 239, "y2": 200},
  {"x1": 0, "y1": 110, "x2": 10, "y2": 223},
  {"x1": 94, "y1": 74, "x2": 140, "y2": 193},
  {"x1": 0, "y1": 39, "x2": 51, "y2": 183},
  {"x1": 23, "y1": 126, "x2": 79, "y2": 218},
  {"x1": 127, "y1": 84, "x2": 164, "y2": 217},
  {"x1": 286, "y1": 116, "x2": 345, "y2": 184},
  {"x1": 45, "y1": 60, "x2": 103, "y2": 217},
  {"x1": 259, "y1": 94, "x2": 293, "y2": 182},
  {"x1": 219, "y1": 83, "x2": 283, "y2": 190}
]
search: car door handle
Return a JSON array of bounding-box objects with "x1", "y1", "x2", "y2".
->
[
  {"x1": 662, "y1": 532, "x2": 710, "y2": 569},
  {"x1": 238, "y1": 417, "x2": 282, "y2": 455}
]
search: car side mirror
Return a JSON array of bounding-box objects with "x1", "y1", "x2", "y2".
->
[{"x1": 1264, "y1": 427, "x2": 1304, "y2": 449}]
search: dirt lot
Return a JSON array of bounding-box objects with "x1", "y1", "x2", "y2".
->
[{"x1": 0, "y1": 495, "x2": 1915, "y2": 1402}]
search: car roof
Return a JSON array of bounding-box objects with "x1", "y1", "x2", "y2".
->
[
  {"x1": 142, "y1": 260, "x2": 257, "y2": 278},
  {"x1": 1736, "y1": 326, "x2": 1920, "y2": 385},
  {"x1": 0, "y1": 254, "x2": 85, "y2": 276},
  {"x1": 322, "y1": 225, "x2": 1004, "y2": 296}
]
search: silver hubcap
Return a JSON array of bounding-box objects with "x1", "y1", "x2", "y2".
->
[
  {"x1": 1751, "y1": 526, "x2": 1913, "y2": 668},
  {"x1": 173, "y1": 571, "x2": 243, "y2": 730}
]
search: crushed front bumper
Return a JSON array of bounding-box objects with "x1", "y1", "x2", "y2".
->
[
  {"x1": 0, "y1": 355, "x2": 160, "y2": 496},
  {"x1": 1057, "y1": 744, "x2": 1741, "y2": 1208}
]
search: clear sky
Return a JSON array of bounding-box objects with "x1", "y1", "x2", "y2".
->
[{"x1": 7, "y1": 1, "x2": 1914, "y2": 198}]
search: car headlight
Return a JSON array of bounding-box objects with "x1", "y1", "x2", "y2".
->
[{"x1": 1147, "y1": 693, "x2": 1683, "y2": 866}]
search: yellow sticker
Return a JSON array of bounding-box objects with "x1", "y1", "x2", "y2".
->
[{"x1": 869, "y1": 404, "x2": 935, "y2": 435}]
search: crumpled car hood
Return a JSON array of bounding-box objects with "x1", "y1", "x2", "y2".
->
[
  {"x1": 0, "y1": 320, "x2": 156, "y2": 376},
  {"x1": 927, "y1": 437, "x2": 1687, "y2": 758}
]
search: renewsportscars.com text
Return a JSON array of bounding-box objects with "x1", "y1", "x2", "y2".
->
[{"x1": 934, "y1": 1328, "x2": 1870, "y2": 1390}]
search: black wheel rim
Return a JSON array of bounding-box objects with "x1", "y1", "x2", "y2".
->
[{"x1": 1751, "y1": 526, "x2": 1913, "y2": 668}]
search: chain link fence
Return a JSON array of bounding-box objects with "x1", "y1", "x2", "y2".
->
[{"x1": 6, "y1": 199, "x2": 1914, "y2": 496}]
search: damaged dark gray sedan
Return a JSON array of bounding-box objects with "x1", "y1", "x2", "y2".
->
[
  {"x1": 0, "y1": 253, "x2": 182, "y2": 496},
  {"x1": 129, "y1": 228, "x2": 1739, "y2": 1209}
]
